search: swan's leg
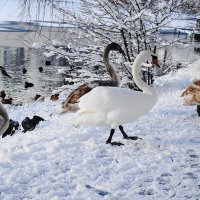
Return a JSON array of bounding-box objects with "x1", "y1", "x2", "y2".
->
[
  {"x1": 197, "y1": 105, "x2": 200, "y2": 117},
  {"x1": 119, "y1": 125, "x2": 142, "y2": 140},
  {"x1": 106, "y1": 129, "x2": 124, "y2": 146}
]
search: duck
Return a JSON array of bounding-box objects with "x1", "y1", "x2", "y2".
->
[
  {"x1": 33, "y1": 94, "x2": 41, "y2": 101},
  {"x1": 38, "y1": 67, "x2": 43, "y2": 73},
  {"x1": 22, "y1": 115, "x2": 45, "y2": 133},
  {"x1": 2, "y1": 119, "x2": 19, "y2": 138},
  {"x1": 23, "y1": 67, "x2": 27, "y2": 74},
  {"x1": 0, "y1": 66, "x2": 11, "y2": 78},
  {"x1": 180, "y1": 79, "x2": 200, "y2": 116},
  {"x1": 0, "y1": 103, "x2": 9, "y2": 135},
  {"x1": 75, "y1": 50, "x2": 159, "y2": 145},
  {"x1": 60, "y1": 42, "x2": 126, "y2": 113},
  {"x1": 25, "y1": 81, "x2": 34, "y2": 88},
  {"x1": 1, "y1": 97, "x2": 12, "y2": 105},
  {"x1": 45, "y1": 60, "x2": 51, "y2": 65},
  {"x1": 0, "y1": 90, "x2": 6, "y2": 99},
  {"x1": 50, "y1": 93, "x2": 59, "y2": 101},
  {"x1": 181, "y1": 80, "x2": 200, "y2": 105}
]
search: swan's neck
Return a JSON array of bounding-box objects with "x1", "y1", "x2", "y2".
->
[
  {"x1": 103, "y1": 47, "x2": 120, "y2": 87},
  {"x1": 132, "y1": 51, "x2": 156, "y2": 95},
  {"x1": 0, "y1": 103, "x2": 9, "y2": 135}
]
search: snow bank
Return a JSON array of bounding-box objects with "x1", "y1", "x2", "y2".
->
[{"x1": 0, "y1": 59, "x2": 200, "y2": 199}]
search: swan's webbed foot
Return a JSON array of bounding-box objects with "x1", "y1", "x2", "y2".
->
[
  {"x1": 106, "y1": 129, "x2": 124, "y2": 146},
  {"x1": 123, "y1": 136, "x2": 142, "y2": 140},
  {"x1": 106, "y1": 141, "x2": 124, "y2": 146},
  {"x1": 119, "y1": 125, "x2": 142, "y2": 141}
]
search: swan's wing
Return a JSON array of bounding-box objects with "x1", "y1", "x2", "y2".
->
[
  {"x1": 75, "y1": 86, "x2": 157, "y2": 127},
  {"x1": 77, "y1": 86, "x2": 149, "y2": 112}
]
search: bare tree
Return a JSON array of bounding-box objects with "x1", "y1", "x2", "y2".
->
[
  {"x1": 178, "y1": 0, "x2": 200, "y2": 14},
  {"x1": 18, "y1": 0, "x2": 199, "y2": 87},
  {"x1": 19, "y1": 0, "x2": 188, "y2": 59}
]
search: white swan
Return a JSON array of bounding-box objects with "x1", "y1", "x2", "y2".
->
[
  {"x1": 0, "y1": 103, "x2": 9, "y2": 135},
  {"x1": 75, "y1": 51, "x2": 159, "y2": 145}
]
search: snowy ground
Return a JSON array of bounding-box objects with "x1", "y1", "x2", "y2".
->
[{"x1": 1, "y1": 60, "x2": 200, "y2": 200}]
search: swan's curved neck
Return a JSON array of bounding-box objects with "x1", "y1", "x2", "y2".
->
[
  {"x1": 0, "y1": 103, "x2": 9, "y2": 135},
  {"x1": 103, "y1": 46, "x2": 120, "y2": 87},
  {"x1": 132, "y1": 51, "x2": 156, "y2": 94}
]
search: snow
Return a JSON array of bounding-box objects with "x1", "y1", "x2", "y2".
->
[
  {"x1": 190, "y1": 62, "x2": 200, "y2": 79},
  {"x1": 32, "y1": 42, "x2": 45, "y2": 49},
  {"x1": 1, "y1": 58, "x2": 200, "y2": 199}
]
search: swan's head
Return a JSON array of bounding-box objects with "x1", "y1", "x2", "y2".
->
[
  {"x1": 108, "y1": 42, "x2": 126, "y2": 59},
  {"x1": 141, "y1": 51, "x2": 160, "y2": 67},
  {"x1": 0, "y1": 66, "x2": 11, "y2": 78},
  {"x1": 133, "y1": 50, "x2": 160, "y2": 76}
]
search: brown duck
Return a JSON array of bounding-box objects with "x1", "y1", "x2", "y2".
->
[{"x1": 60, "y1": 42, "x2": 126, "y2": 113}]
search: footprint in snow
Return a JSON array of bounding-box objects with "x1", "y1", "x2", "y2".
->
[{"x1": 85, "y1": 185, "x2": 110, "y2": 196}]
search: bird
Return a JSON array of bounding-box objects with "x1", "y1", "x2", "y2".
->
[
  {"x1": 1, "y1": 98, "x2": 12, "y2": 105},
  {"x1": 0, "y1": 103, "x2": 9, "y2": 136},
  {"x1": 0, "y1": 90, "x2": 6, "y2": 99},
  {"x1": 2, "y1": 119, "x2": 19, "y2": 138},
  {"x1": 181, "y1": 80, "x2": 200, "y2": 105},
  {"x1": 22, "y1": 115, "x2": 45, "y2": 133},
  {"x1": 33, "y1": 94, "x2": 42, "y2": 101},
  {"x1": 23, "y1": 67, "x2": 27, "y2": 74},
  {"x1": 0, "y1": 66, "x2": 11, "y2": 78},
  {"x1": 25, "y1": 81, "x2": 34, "y2": 88},
  {"x1": 75, "y1": 50, "x2": 159, "y2": 145},
  {"x1": 60, "y1": 42, "x2": 126, "y2": 113},
  {"x1": 38, "y1": 67, "x2": 43, "y2": 73},
  {"x1": 45, "y1": 61, "x2": 51, "y2": 65},
  {"x1": 50, "y1": 93, "x2": 59, "y2": 101},
  {"x1": 180, "y1": 79, "x2": 200, "y2": 116}
]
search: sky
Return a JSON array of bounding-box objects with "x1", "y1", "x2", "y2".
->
[
  {"x1": 0, "y1": 0, "x2": 21, "y2": 21},
  {"x1": 0, "y1": 0, "x2": 61, "y2": 22},
  {"x1": 0, "y1": 0, "x2": 79, "y2": 23}
]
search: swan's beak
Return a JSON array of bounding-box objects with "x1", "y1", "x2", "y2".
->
[{"x1": 151, "y1": 55, "x2": 160, "y2": 67}]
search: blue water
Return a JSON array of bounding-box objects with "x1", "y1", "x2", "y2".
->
[{"x1": 0, "y1": 46, "x2": 63, "y2": 103}]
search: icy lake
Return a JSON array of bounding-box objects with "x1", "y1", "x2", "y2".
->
[
  {"x1": 1, "y1": 29, "x2": 200, "y2": 104},
  {"x1": 0, "y1": 31, "x2": 65, "y2": 103}
]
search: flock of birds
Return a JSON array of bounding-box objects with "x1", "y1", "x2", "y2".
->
[{"x1": 0, "y1": 42, "x2": 199, "y2": 145}]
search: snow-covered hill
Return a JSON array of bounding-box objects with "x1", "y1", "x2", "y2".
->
[{"x1": 1, "y1": 60, "x2": 200, "y2": 199}]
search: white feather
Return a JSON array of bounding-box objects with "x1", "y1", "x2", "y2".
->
[{"x1": 75, "y1": 51, "x2": 158, "y2": 129}]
